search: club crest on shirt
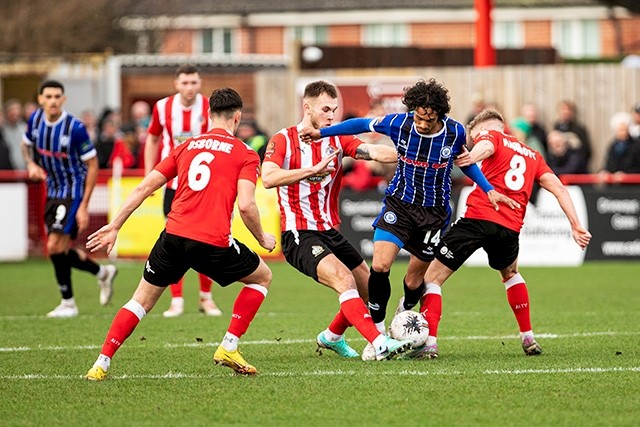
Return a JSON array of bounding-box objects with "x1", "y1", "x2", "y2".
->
[
  {"x1": 60, "y1": 135, "x2": 70, "y2": 147},
  {"x1": 440, "y1": 146, "x2": 452, "y2": 159},
  {"x1": 311, "y1": 245, "x2": 325, "y2": 257},
  {"x1": 264, "y1": 140, "x2": 276, "y2": 159},
  {"x1": 383, "y1": 211, "x2": 397, "y2": 224},
  {"x1": 32, "y1": 129, "x2": 40, "y2": 139}
]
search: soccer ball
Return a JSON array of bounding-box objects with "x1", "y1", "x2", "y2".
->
[{"x1": 388, "y1": 310, "x2": 429, "y2": 348}]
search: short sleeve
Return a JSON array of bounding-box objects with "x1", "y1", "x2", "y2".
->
[
  {"x1": 147, "y1": 104, "x2": 163, "y2": 137},
  {"x1": 263, "y1": 133, "x2": 286, "y2": 167},
  {"x1": 473, "y1": 129, "x2": 499, "y2": 151},
  {"x1": 239, "y1": 149, "x2": 261, "y2": 184},
  {"x1": 339, "y1": 135, "x2": 364, "y2": 158},
  {"x1": 154, "y1": 151, "x2": 178, "y2": 180},
  {"x1": 535, "y1": 153, "x2": 554, "y2": 180},
  {"x1": 451, "y1": 122, "x2": 468, "y2": 156}
]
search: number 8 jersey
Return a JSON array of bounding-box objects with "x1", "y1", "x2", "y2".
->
[
  {"x1": 464, "y1": 129, "x2": 553, "y2": 232},
  {"x1": 154, "y1": 128, "x2": 260, "y2": 247}
]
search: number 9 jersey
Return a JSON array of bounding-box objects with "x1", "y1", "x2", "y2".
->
[
  {"x1": 463, "y1": 129, "x2": 553, "y2": 232},
  {"x1": 154, "y1": 128, "x2": 261, "y2": 247}
]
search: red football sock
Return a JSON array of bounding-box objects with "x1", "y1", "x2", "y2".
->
[
  {"x1": 420, "y1": 283, "x2": 442, "y2": 337},
  {"x1": 169, "y1": 277, "x2": 184, "y2": 298},
  {"x1": 227, "y1": 285, "x2": 267, "y2": 338},
  {"x1": 328, "y1": 310, "x2": 352, "y2": 336},
  {"x1": 504, "y1": 274, "x2": 532, "y2": 333},
  {"x1": 198, "y1": 273, "x2": 212, "y2": 293},
  {"x1": 100, "y1": 300, "x2": 146, "y2": 358},
  {"x1": 339, "y1": 289, "x2": 380, "y2": 343}
]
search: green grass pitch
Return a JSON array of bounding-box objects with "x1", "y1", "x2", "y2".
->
[{"x1": 1, "y1": 259, "x2": 639, "y2": 426}]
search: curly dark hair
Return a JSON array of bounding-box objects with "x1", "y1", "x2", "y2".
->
[{"x1": 402, "y1": 78, "x2": 451, "y2": 120}]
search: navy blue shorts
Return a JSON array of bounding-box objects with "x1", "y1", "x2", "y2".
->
[{"x1": 373, "y1": 195, "x2": 450, "y2": 262}]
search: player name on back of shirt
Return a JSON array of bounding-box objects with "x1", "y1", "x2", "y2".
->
[{"x1": 187, "y1": 136, "x2": 233, "y2": 153}]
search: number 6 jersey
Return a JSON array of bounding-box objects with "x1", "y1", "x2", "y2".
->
[
  {"x1": 464, "y1": 129, "x2": 553, "y2": 232},
  {"x1": 154, "y1": 128, "x2": 260, "y2": 247}
]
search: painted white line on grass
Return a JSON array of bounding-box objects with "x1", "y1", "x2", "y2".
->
[
  {"x1": 2, "y1": 366, "x2": 639, "y2": 381},
  {"x1": 0, "y1": 312, "x2": 290, "y2": 321},
  {"x1": 484, "y1": 367, "x2": 640, "y2": 375},
  {"x1": 0, "y1": 344, "x2": 100, "y2": 352},
  {"x1": 2, "y1": 330, "x2": 639, "y2": 353}
]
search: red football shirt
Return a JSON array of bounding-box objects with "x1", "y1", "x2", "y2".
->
[
  {"x1": 463, "y1": 129, "x2": 553, "y2": 232},
  {"x1": 264, "y1": 124, "x2": 363, "y2": 231},
  {"x1": 147, "y1": 93, "x2": 210, "y2": 189},
  {"x1": 154, "y1": 128, "x2": 260, "y2": 247}
]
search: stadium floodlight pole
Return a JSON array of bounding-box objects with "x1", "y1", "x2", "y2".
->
[{"x1": 474, "y1": 0, "x2": 496, "y2": 67}]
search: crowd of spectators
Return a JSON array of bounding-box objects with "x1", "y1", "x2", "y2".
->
[
  {"x1": 2, "y1": 97, "x2": 639, "y2": 188},
  {"x1": 463, "y1": 98, "x2": 640, "y2": 182}
]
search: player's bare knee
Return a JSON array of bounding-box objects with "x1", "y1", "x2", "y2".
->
[
  {"x1": 371, "y1": 260, "x2": 392, "y2": 273},
  {"x1": 500, "y1": 269, "x2": 519, "y2": 282},
  {"x1": 329, "y1": 269, "x2": 357, "y2": 294},
  {"x1": 257, "y1": 266, "x2": 272, "y2": 289},
  {"x1": 46, "y1": 241, "x2": 65, "y2": 255}
]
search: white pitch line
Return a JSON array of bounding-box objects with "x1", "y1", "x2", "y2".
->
[
  {"x1": 483, "y1": 367, "x2": 640, "y2": 375},
  {"x1": 1, "y1": 366, "x2": 639, "y2": 381},
  {"x1": 2, "y1": 330, "x2": 639, "y2": 353},
  {"x1": 0, "y1": 312, "x2": 291, "y2": 321}
]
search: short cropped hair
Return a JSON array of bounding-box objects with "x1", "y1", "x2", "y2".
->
[
  {"x1": 39, "y1": 80, "x2": 64, "y2": 94},
  {"x1": 303, "y1": 80, "x2": 338, "y2": 100},
  {"x1": 209, "y1": 88, "x2": 243, "y2": 118},
  {"x1": 175, "y1": 64, "x2": 200, "y2": 77},
  {"x1": 467, "y1": 109, "x2": 505, "y2": 132},
  {"x1": 402, "y1": 78, "x2": 450, "y2": 119}
]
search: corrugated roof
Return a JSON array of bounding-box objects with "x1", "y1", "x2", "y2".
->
[{"x1": 125, "y1": 0, "x2": 605, "y2": 16}]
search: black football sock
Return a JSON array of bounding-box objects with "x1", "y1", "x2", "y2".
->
[
  {"x1": 50, "y1": 252, "x2": 73, "y2": 299},
  {"x1": 368, "y1": 268, "x2": 391, "y2": 324},
  {"x1": 403, "y1": 279, "x2": 425, "y2": 311},
  {"x1": 67, "y1": 248, "x2": 101, "y2": 275}
]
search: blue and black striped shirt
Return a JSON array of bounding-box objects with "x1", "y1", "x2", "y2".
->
[
  {"x1": 23, "y1": 109, "x2": 97, "y2": 200},
  {"x1": 371, "y1": 113, "x2": 467, "y2": 207}
]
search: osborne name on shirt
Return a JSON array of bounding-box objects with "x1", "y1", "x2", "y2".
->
[
  {"x1": 502, "y1": 138, "x2": 537, "y2": 159},
  {"x1": 187, "y1": 137, "x2": 233, "y2": 153}
]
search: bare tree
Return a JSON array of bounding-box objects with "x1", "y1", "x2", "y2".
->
[{"x1": 0, "y1": 0, "x2": 136, "y2": 55}]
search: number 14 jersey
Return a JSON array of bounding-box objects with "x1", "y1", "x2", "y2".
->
[{"x1": 463, "y1": 129, "x2": 553, "y2": 233}]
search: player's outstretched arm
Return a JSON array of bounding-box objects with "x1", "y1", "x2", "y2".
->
[
  {"x1": 299, "y1": 126, "x2": 321, "y2": 142},
  {"x1": 143, "y1": 134, "x2": 160, "y2": 176},
  {"x1": 299, "y1": 118, "x2": 377, "y2": 143},
  {"x1": 455, "y1": 140, "x2": 494, "y2": 167},
  {"x1": 539, "y1": 172, "x2": 591, "y2": 249},
  {"x1": 86, "y1": 170, "x2": 167, "y2": 254},
  {"x1": 22, "y1": 141, "x2": 47, "y2": 181},
  {"x1": 355, "y1": 143, "x2": 398, "y2": 163},
  {"x1": 486, "y1": 190, "x2": 521, "y2": 211},
  {"x1": 237, "y1": 179, "x2": 276, "y2": 252},
  {"x1": 261, "y1": 149, "x2": 341, "y2": 188},
  {"x1": 77, "y1": 156, "x2": 99, "y2": 233}
]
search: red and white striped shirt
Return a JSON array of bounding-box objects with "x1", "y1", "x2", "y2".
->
[
  {"x1": 264, "y1": 124, "x2": 363, "y2": 231},
  {"x1": 148, "y1": 93, "x2": 209, "y2": 189}
]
